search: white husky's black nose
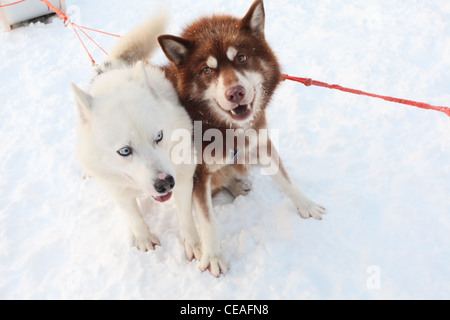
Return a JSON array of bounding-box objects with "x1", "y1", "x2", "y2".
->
[{"x1": 154, "y1": 174, "x2": 175, "y2": 194}]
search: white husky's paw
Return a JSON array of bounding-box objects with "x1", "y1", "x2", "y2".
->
[
  {"x1": 228, "y1": 178, "x2": 252, "y2": 198},
  {"x1": 200, "y1": 253, "x2": 229, "y2": 278},
  {"x1": 183, "y1": 239, "x2": 202, "y2": 261},
  {"x1": 133, "y1": 232, "x2": 161, "y2": 252},
  {"x1": 296, "y1": 200, "x2": 326, "y2": 220}
]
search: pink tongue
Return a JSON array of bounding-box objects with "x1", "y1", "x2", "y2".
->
[
  {"x1": 230, "y1": 104, "x2": 251, "y2": 119},
  {"x1": 234, "y1": 104, "x2": 248, "y2": 114},
  {"x1": 155, "y1": 192, "x2": 172, "y2": 203}
]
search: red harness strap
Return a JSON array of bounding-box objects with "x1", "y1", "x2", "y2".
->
[
  {"x1": 0, "y1": 0, "x2": 26, "y2": 7},
  {"x1": 39, "y1": 0, "x2": 120, "y2": 65},
  {"x1": 3, "y1": 1, "x2": 449, "y2": 117},
  {"x1": 283, "y1": 74, "x2": 450, "y2": 117}
]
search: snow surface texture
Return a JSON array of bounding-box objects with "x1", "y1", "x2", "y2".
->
[{"x1": 1, "y1": 0, "x2": 449, "y2": 299}]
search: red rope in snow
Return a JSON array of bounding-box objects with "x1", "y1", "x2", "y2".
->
[
  {"x1": 5, "y1": 1, "x2": 449, "y2": 118},
  {"x1": 73, "y1": 23, "x2": 109, "y2": 56},
  {"x1": 38, "y1": 0, "x2": 120, "y2": 64},
  {"x1": 2, "y1": 0, "x2": 120, "y2": 64},
  {"x1": 0, "y1": 0, "x2": 26, "y2": 7},
  {"x1": 71, "y1": 23, "x2": 121, "y2": 39},
  {"x1": 68, "y1": 21, "x2": 96, "y2": 65},
  {"x1": 282, "y1": 74, "x2": 450, "y2": 117},
  {"x1": 39, "y1": 0, "x2": 66, "y2": 21}
]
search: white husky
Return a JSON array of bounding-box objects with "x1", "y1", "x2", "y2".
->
[{"x1": 71, "y1": 16, "x2": 200, "y2": 259}]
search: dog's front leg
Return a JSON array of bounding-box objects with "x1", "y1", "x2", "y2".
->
[
  {"x1": 260, "y1": 138, "x2": 326, "y2": 220},
  {"x1": 174, "y1": 169, "x2": 201, "y2": 261},
  {"x1": 113, "y1": 196, "x2": 161, "y2": 251},
  {"x1": 193, "y1": 172, "x2": 229, "y2": 277}
]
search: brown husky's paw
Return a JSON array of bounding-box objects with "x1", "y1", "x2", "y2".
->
[
  {"x1": 227, "y1": 178, "x2": 252, "y2": 198},
  {"x1": 297, "y1": 201, "x2": 326, "y2": 220},
  {"x1": 200, "y1": 254, "x2": 229, "y2": 278},
  {"x1": 184, "y1": 239, "x2": 202, "y2": 261}
]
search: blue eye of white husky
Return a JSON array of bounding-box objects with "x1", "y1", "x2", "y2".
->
[
  {"x1": 156, "y1": 130, "x2": 163, "y2": 144},
  {"x1": 117, "y1": 146, "x2": 133, "y2": 157}
]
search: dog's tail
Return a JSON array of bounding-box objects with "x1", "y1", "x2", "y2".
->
[{"x1": 108, "y1": 12, "x2": 167, "y2": 66}]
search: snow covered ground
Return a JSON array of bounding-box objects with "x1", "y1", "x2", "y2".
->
[{"x1": 1, "y1": 0, "x2": 449, "y2": 300}]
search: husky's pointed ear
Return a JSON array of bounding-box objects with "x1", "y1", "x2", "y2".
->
[
  {"x1": 132, "y1": 61, "x2": 149, "y2": 86},
  {"x1": 71, "y1": 83, "x2": 92, "y2": 123},
  {"x1": 240, "y1": 0, "x2": 265, "y2": 37},
  {"x1": 158, "y1": 35, "x2": 194, "y2": 66},
  {"x1": 133, "y1": 61, "x2": 160, "y2": 98}
]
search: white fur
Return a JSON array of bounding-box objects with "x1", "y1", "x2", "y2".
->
[
  {"x1": 109, "y1": 13, "x2": 167, "y2": 65},
  {"x1": 72, "y1": 16, "x2": 200, "y2": 256},
  {"x1": 206, "y1": 56, "x2": 218, "y2": 69},
  {"x1": 226, "y1": 47, "x2": 238, "y2": 61},
  {"x1": 193, "y1": 177, "x2": 229, "y2": 277},
  {"x1": 203, "y1": 69, "x2": 262, "y2": 126}
]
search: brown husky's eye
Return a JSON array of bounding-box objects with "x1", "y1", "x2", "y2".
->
[
  {"x1": 203, "y1": 67, "x2": 213, "y2": 75},
  {"x1": 236, "y1": 55, "x2": 248, "y2": 64}
]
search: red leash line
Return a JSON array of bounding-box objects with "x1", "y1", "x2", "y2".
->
[
  {"x1": 39, "y1": 0, "x2": 66, "y2": 21},
  {"x1": 69, "y1": 21, "x2": 95, "y2": 65},
  {"x1": 3, "y1": 0, "x2": 120, "y2": 64},
  {"x1": 5, "y1": 1, "x2": 448, "y2": 118},
  {"x1": 283, "y1": 74, "x2": 450, "y2": 117},
  {"x1": 74, "y1": 23, "x2": 109, "y2": 56},
  {"x1": 0, "y1": 0, "x2": 26, "y2": 7},
  {"x1": 38, "y1": 0, "x2": 120, "y2": 64},
  {"x1": 36, "y1": 0, "x2": 95, "y2": 64},
  {"x1": 72, "y1": 24, "x2": 121, "y2": 38}
]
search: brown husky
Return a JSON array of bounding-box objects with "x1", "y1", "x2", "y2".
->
[{"x1": 159, "y1": 0, "x2": 325, "y2": 277}]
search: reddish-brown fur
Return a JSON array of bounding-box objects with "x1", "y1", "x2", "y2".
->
[
  {"x1": 159, "y1": 0, "x2": 283, "y2": 210},
  {"x1": 155, "y1": 0, "x2": 329, "y2": 278}
]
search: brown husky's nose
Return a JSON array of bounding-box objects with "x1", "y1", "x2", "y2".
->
[{"x1": 225, "y1": 85, "x2": 246, "y2": 105}]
